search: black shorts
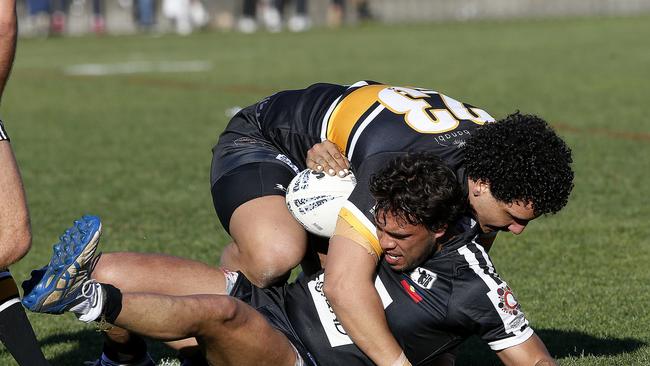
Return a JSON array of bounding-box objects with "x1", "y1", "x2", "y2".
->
[
  {"x1": 231, "y1": 273, "x2": 319, "y2": 366},
  {"x1": 210, "y1": 104, "x2": 301, "y2": 233}
]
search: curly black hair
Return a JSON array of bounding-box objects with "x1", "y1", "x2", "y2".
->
[
  {"x1": 369, "y1": 152, "x2": 467, "y2": 232},
  {"x1": 463, "y1": 112, "x2": 574, "y2": 215}
]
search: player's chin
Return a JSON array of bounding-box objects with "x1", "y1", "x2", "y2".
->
[{"x1": 384, "y1": 255, "x2": 406, "y2": 271}]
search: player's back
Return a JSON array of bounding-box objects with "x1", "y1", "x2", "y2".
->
[
  {"x1": 258, "y1": 81, "x2": 495, "y2": 173},
  {"x1": 324, "y1": 81, "x2": 495, "y2": 172}
]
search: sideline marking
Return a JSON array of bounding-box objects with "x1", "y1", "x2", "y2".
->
[{"x1": 64, "y1": 61, "x2": 212, "y2": 76}]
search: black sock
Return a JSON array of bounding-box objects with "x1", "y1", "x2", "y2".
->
[
  {"x1": 101, "y1": 283, "x2": 123, "y2": 324},
  {"x1": 100, "y1": 283, "x2": 148, "y2": 363},
  {"x1": 102, "y1": 333, "x2": 148, "y2": 363},
  {"x1": 0, "y1": 273, "x2": 50, "y2": 366}
]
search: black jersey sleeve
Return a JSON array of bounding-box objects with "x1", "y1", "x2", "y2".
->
[{"x1": 449, "y1": 242, "x2": 534, "y2": 351}]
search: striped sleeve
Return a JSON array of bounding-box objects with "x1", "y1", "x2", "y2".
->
[
  {"x1": 0, "y1": 119, "x2": 9, "y2": 141},
  {"x1": 456, "y1": 242, "x2": 534, "y2": 351}
]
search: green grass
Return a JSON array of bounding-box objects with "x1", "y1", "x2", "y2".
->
[{"x1": 2, "y1": 15, "x2": 650, "y2": 365}]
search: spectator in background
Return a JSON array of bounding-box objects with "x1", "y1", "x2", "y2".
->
[
  {"x1": 328, "y1": 0, "x2": 372, "y2": 27},
  {"x1": 162, "y1": 0, "x2": 209, "y2": 35},
  {"x1": 328, "y1": 0, "x2": 343, "y2": 27},
  {"x1": 134, "y1": 0, "x2": 156, "y2": 31},
  {"x1": 0, "y1": 0, "x2": 50, "y2": 365},
  {"x1": 91, "y1": 0, "x2": 106, "y2": 34},
  {"x1": 237, "y1": 0, "x2": 310, "y2": 33},
  {"x1": 25, "y1": 0, "x2": 51, "y2": 36},
  {"x1": 49, "y1": 0, "x2": 68, "y2": 34},
  {"x1": 25, "y1": 0, "x2": 69, "y2": 36},
  {"x1": 278, "y1": 0, "x2": 311, "y2": 32},
  {"x1": 237, "y1": 0, "x2": 260, "y2": 33}
]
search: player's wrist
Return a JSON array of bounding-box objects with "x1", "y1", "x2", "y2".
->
[{"x1": 390, "y1": 351, "x2": 411, "y2": 366}]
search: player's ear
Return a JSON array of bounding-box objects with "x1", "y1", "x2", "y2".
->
[
  {"x1": 432, "y1": 225, "x2": 447, "y2": 239},
  {"x1": 471, "y1": 179, "x2": 490, "y2": 197}
]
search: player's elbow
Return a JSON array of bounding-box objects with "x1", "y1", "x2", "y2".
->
[{"x1": 322, "y1": 272, "x2": 352, "y2": 306}]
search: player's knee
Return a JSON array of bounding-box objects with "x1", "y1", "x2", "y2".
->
[
  {"x1": 92, "y1": 253, "x2": 126, "y2": 286},
  {"x1": 13, "y1": 228, "x2": 32, "y2": 261},
  {"x1": 245, "y1": 252, "x2": 296, "y2": 287},
  {"x1": 196, "y1": 297, "x2": 242, "y2": 334},
  {"x1": 0, "y1": 222, "x2": 31, "y2": 266}
]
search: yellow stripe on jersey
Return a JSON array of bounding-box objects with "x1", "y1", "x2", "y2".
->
[
  {"x1": 338, "y1": 207, "x2": 382, "y2": 257},
  {"x1": 326, "y1": 84, "x2": 386, "y2": 154}
]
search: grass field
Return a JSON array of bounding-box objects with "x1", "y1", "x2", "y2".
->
[{"x1": 2, "y1": 14, "x2": 650, "y2": 365}]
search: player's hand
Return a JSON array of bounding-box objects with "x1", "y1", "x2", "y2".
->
[{"x1": 306, "y1": 140, "x2": 350, "y2": 177}]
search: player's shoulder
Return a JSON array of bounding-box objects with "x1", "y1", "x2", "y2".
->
[{"x1": 447, "y1": 241, "x2": 529, "y2": 324}]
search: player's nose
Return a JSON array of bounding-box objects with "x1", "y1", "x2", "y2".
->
[
  {"x1": 378, "y1": 236, "x2": 396, "y2": 251},
  {"x1": 508, "y1": 222, "x2": 527, "y2": 235}
]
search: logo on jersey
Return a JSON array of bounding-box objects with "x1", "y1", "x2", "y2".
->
[
  {"x1": 453, "y1": 140, "x2": 467, "y2": 148},
  {"x1": 275, "y1": 154, "x2": 300, "y2": 174},
  {"x1": 433, "y1": 129, "x2": 471, "y2": 147},
  {"x1": 400, "y1": 279, "x2": 423, "y2": 303},
  {"x1": 496, "y1": 285, "x2": 521, "y2": 316},
  {"x1": 308, "y1": 274, "x2": 393, "y2": 347},
  {"x1": 409, "y1": 267, "x2": 437, "y2": 290}
]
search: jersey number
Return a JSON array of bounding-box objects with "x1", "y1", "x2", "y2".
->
[{"x1": 377, "y1": 87, "x2": 493, "y2": 133}]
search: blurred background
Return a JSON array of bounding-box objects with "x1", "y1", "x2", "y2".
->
[
  {"x1": 15, "y1": 0, "x2": 650, "y2": 37},
  {"x1": 3, "y1": 0, "x2": 650, "y2": 365}
]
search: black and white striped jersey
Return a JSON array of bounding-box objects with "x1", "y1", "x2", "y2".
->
[
  {"x1": 0, "y1": 119, "x2": 9, "y2": 141},
  {"x1": 257, "y1": 81, "x2": 495, "y2": 254},
  {"x1": 283, "y1": 217, "x2": 533, "y2": 365}
]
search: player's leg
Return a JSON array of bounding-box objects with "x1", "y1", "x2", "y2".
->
[
  {"x1": 213, "y1": 162, "x2": 307, "y2": 288},
  {"x1": 0, "y1": 270, "x2": 49, "y2": 366},
  {"x1": 112, "y1": 292, "x2": 297, "y2": 366},
  {"x1": 211, "y1": 103, "x2": 307, "y2": 288},
  {"x1": 89, "y1": 252, "x2": 229, "y2": 364},
  {"x1": 0, "y1": 140, "x2": 49, "y2": 365},
  {"x1": 93, "y1": 252, "x2": 227, "y2": 296},
  {"x1": 21, "y1": 225, "x2": 297, "y2": 366}
]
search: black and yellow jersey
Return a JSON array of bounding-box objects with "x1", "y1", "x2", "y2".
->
[{"x1": 257, "y1": 81, "x2": 495, "y2": 254}]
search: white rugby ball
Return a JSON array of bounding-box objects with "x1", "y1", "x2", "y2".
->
[{"x1": 286, "y1": 169, "x2": 356, "y2": 237}]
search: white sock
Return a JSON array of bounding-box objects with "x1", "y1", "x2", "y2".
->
[{"x1": 69, "y1": 281, "x2": 105, "y2": 323}]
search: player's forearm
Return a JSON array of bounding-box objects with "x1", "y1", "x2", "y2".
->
[
  {"x1": 324, "y1": 236, "x2": 406, "y2": 366},
  {"x1": 325, "y1": 280, "x2": 405, "y2": 366},
  {"x1": 497, "y1": 334, "x2": 556, "y2": 366}
]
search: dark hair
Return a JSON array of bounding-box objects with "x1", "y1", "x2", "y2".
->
[
  {"x1": 369, "y1": 152, "x2": 467, "y2": 232},
  {"x1": 463, "y1": 112, "x2": 574, "y2": 215}
]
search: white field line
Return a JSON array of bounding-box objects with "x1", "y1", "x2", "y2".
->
[{"x1": 64, "y1": 60, "x2": 212, "y2": 76}]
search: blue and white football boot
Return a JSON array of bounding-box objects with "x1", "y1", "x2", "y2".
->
[{"x1": 22, "y1": 215, "x2": 102, "y2": 313}]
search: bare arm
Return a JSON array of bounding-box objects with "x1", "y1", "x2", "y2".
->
[
  {"x1": 496, "y1": 334, "x2": 557, "y2": 366},
  {"x1": 0, "y1": 0, "x2": 30, "y2": 268},
  {"x1": 323, "y1": 234, "x2": 408, "y2": 366},
  {"x1": 0, "y1": 0, "x2": 17, "y2": 102}
]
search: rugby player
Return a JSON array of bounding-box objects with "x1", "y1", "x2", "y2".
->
[
  {"x1": 22, "y1": 153, "x2": 558, "y2": 366},
  {"x1": 207, "y1": 81, "x2": 573, "y2": 365},
  {"x1": 73, "y1": 81, "x2": 573, "y2": 365},
  {"x1": 0, "y1": 1, "x2": 50, "y2": 364}
]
